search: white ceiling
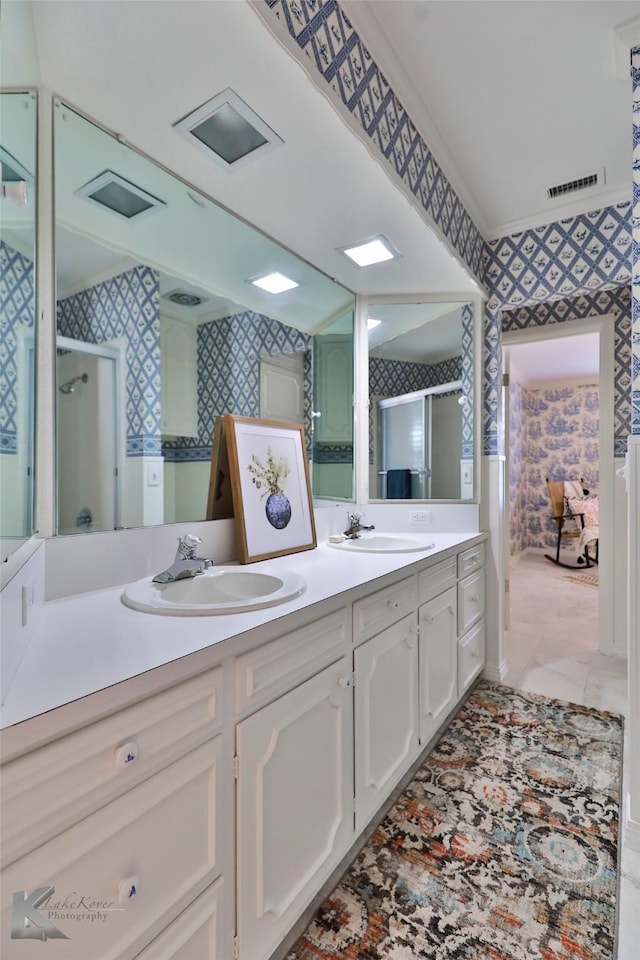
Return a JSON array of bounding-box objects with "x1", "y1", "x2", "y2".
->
[
  {"x1": 3, "y1": 0, "x2": 636, "y2": 373},
  {"x1": 508, "y1": 332, "x2": 600, "y2": 384},
  {"x1": 342, "y1": 0, "x2": 640, "y2": 240}
]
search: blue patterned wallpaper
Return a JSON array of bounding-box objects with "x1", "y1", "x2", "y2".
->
[
  {"x1": 163, "y1": 310, "x2": 312, "y2": 462},
  {"x1": 0, "y1": 241, "x2": 35, "y2": 455},
  {"x1": 485, "y1": 207, "x2": 633, "y2": 456},
  {"x1": 461, "y1": 304, "x2": 474, "y2": 460},
  {"x1": 260, "y1": 0, "x2": 485, "y2": 282},
  {"x1": 509, "y1": 379, "x2": 599, "y2": 554},
  {"x1": 258, "y1": 0, "x2": 635, "y2": 455},
  {"x1": 632, "y1": 47, "x2": 640, "y2": 434},
  {"x1": 57, "y1": 266, "x2": 161, "y2": 456},
  {"x1": 369, "y1": 354, "x2": 461, "y2": 398}
]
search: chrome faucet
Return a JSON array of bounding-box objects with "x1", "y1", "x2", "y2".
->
[
  {"x1": 152, "y1": 534, "x2": 214, "y2": 583},
  {"x1": 344, "y1": 511, "x2": 375, "y2": 540}
]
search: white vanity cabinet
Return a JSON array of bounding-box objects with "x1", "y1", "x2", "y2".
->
[
  {"x1": 457, "y1": 544, "x2": 486, "y2": 696},
  {"x1": 0, "y1": 536, "x2": 487, "y2": 960},
  {"x1": 0, "y1": 669, "x2": 223, "y2": 960},
  {"x1": 417, "y1": 556, "x2": 459, "y2": 745},
  {"x1": 235, "y1": 657, "x2": 354, "y2": 960},
  {"x1": 353, "y1": 578, "x2": 420, "y2": 830}
]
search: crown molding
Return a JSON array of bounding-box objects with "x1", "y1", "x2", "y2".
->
[{"x1": 485, "y1": 187, "x2": 631, "y2": 242}]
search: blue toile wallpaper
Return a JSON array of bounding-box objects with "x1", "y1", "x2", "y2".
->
[{"x1": 509, "y1": 378, "x2": 599, "y2": 554}]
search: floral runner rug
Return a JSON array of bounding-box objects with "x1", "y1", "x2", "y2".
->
[{"x1": 288, "y1": 681, "x2": 623, "y2": 960}]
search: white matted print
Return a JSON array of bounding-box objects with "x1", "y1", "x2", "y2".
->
[{"x1": 225, "y1": 415, "x2": 316, "y2": 563}]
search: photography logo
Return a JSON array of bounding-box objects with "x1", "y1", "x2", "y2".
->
[{"x1": 11, "y1": 887, "x2": 69, "y2": 941}]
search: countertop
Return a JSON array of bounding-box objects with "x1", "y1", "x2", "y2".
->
[{"x1": 0, "y1": 532, "x2": 485, "y2": 752}]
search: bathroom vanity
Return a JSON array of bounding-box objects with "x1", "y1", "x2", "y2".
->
[{"x1": 0, "y1": 532, "x2": 485, "y2": 960}]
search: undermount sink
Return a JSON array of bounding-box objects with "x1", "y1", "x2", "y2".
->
[
  {"x1": 328, "y1": 534, "x2": 436, "y2": 554},
  {"x1": 121, "y1": 567, "x2": 306, "y2": 616}
]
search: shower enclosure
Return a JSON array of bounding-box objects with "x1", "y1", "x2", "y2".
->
[
  {"x1": 56, "y1": 337, "x2": 121, "y2": 533},
  {"x1": 376, "y1": 381, "x2": 463, "y2": 500}
]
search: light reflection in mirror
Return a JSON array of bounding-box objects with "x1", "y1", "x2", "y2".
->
[
  {"x1": 53, "y1": 103, "x2": 355, "y2": 535},
  {"x1": 0, "y1": 91, "x2": 37, "y2": 561},
  {"x1": 366, "y1": 300, "x2": 475, "y2": 501}
]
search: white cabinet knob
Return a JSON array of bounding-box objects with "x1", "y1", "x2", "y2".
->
[
  {"x1": 117, "y1": 875, "x2": 140, "y2": 906},
  {"x1": 114, "y1": 741, "x2": 139, "y2": 769},
  {"x1": 338, "y1": 675, "x2": 353, "y2": 689},
  {"x1": 387, "y1": 599, "x2": 399, "y2": 610}
]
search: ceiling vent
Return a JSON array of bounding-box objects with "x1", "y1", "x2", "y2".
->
[
  {"x1": 173, "y1": 88, "x2": 282, "y2": 171},
  {"x1": 547, "y1": 171, "x2": 600, "y2": 200},
  {"x1": 162, "y1": 289, "x2": 208, "y2": 308},
  {"x1": 75, "y1": 170, "x2": 165, "y2": 221}
]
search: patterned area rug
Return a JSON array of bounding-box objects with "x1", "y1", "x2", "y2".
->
[{"x1": 288, "y1": 682, "x2": 623, "y2": 960}]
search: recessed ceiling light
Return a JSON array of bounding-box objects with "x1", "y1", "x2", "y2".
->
[
  {"x1": 367, "y1": 318, "x2": 382, "y2": 330},
  {"x1": 75, "y1": 170, "x2": 165, "y2": 221},
  {"x1": 339, "y1": 235, "x2": 400, "y2": 267},
  {"x1": 251, "y1": 272, "x2": 299, "y2": 294},
  {"x1": 174, "y1": 88, "x2": 283, "y2": 171}
]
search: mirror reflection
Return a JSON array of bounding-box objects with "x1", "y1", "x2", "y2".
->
[
  {"x1": 367, "y1": 301, "x2": 475, "y2": 501},
  {"x1": 0, "y1": 91, "x2": 37, "y2": 561},
  {"x1": 54, "y1": 103, "x2": 355, "y2": 535}
]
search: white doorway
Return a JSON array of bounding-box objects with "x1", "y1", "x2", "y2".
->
[{"x1": 502, "y1": 315, "x2": 615, "y2": 657}]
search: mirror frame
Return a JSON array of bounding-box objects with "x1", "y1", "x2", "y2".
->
[{"x1": 354, "y1": 293, "x2": 483, "y2": 505}]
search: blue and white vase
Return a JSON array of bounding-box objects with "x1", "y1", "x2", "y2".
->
[{"x1": 265, "y1": 493, "x2": 291, "y2": 529}]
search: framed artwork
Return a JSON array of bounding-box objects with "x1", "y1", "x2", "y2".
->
[
  {"x1": 206, "y1": 416, "x2": 234, "y2": 520},
  {"x1": 224, "y1": 415, "x2": 317, "y2": 563}
]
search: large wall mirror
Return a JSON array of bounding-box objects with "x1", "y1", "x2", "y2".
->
[
  {"x1": 53, "y1": 103, "x2": 355, "y2": 536},
  {"x1": 0, "y1": 91, "x2": 37, "y2": 562},
  {"x1": 365, "y1": 298, "x2": 476, "y2": 502}
]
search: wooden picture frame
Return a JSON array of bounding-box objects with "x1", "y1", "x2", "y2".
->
[
  {"x1": 206, "y1": 416, "x2": 234, "y2": 520},
  {"x1": 224, "y1": 414, "x2": 317, "y2": 563}
]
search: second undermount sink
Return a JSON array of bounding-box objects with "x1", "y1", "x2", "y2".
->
[
  {"x1": 328, "y1": 534, "x2": 436, "y2": 554},
  {"x1": 121, "y1": 567, "x2": 306, "y2": 616}
]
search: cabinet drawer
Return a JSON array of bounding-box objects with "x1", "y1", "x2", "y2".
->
[
  {"x1": 458, "y1": 622, "x2": 485, "y2": 696},
  {"x1": 417, "y1": 557, "x2": 457, "y2": 606},
  {"x1": 1, "y1": 667, "x2": 222, "y2": 867},
  {"x1": 1, "y1": 739, "x2": 222, "y2": 960},
  {"x1": 458, "y1": 570, "x2": 485, "y2": 636},
  {"x1": 235, "y1": 608, "x2": 349, "y2": 714},
  {"x1": 133, "y1": 880, "x2": 223, "y2": 960},
  {"x1": 353, "y1": 576, "x2": 416, "y2": 646},
  {"x1": 457, "y1": 543, "x2": 485, "y2": 579}
]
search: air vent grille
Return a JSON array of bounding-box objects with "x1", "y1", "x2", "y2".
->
[
  {"x1": 162, "y1": 289, "x2": 207, "y2": 308},
  {"x1": 547, "y1": 173, "x2": 598, "y2": 200}
]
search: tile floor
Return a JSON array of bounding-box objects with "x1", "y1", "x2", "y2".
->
[{"x1": 505, "y1": 551, "x2": 638, "y2": 960}]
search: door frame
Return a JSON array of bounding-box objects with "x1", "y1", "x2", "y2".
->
[{"x1": 502, "y1": 313, "x2": 615, "y2": 656}]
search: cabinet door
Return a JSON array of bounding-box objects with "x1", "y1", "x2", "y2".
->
[
  {"x1": 160, "y1": 316, "x2": 197, "y2": 437},
  {"x1": 236, "y1": 659, "x2": 353, "y2": 960},
  {"x1": 354, "y1": 614, "x2": 419, "y2": 831},
  {"x1": 419, "y1": 586, "x2": 457, "y2": 744}
]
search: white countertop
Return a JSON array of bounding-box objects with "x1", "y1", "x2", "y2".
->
[{"x1": 0, "y1": 533, "x2": 484, "y2": 746}]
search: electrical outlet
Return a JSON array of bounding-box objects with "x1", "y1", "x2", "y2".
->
[{"x1": 410, "y1": 509, "x2": 432, "y2": 524}]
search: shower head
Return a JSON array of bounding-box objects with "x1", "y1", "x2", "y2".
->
[{"x1": 59, "y1": 372, "x2": 89, "y2": 395}]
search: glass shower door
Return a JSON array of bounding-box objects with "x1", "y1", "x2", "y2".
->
[{"x1": 380, "y1": 396, "x2": 430, "y2": 498}]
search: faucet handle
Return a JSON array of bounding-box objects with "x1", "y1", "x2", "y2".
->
[{"x1": 177, "y1": 533, "x2": 202, "y2": 559}]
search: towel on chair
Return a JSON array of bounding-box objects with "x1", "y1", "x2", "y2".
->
[
  {"x1": 387, "y1": 469, "x2": 412, "y2": 498},
  {"x1": 564, "y1": 480, "x2": 585, "y2": 500}
]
